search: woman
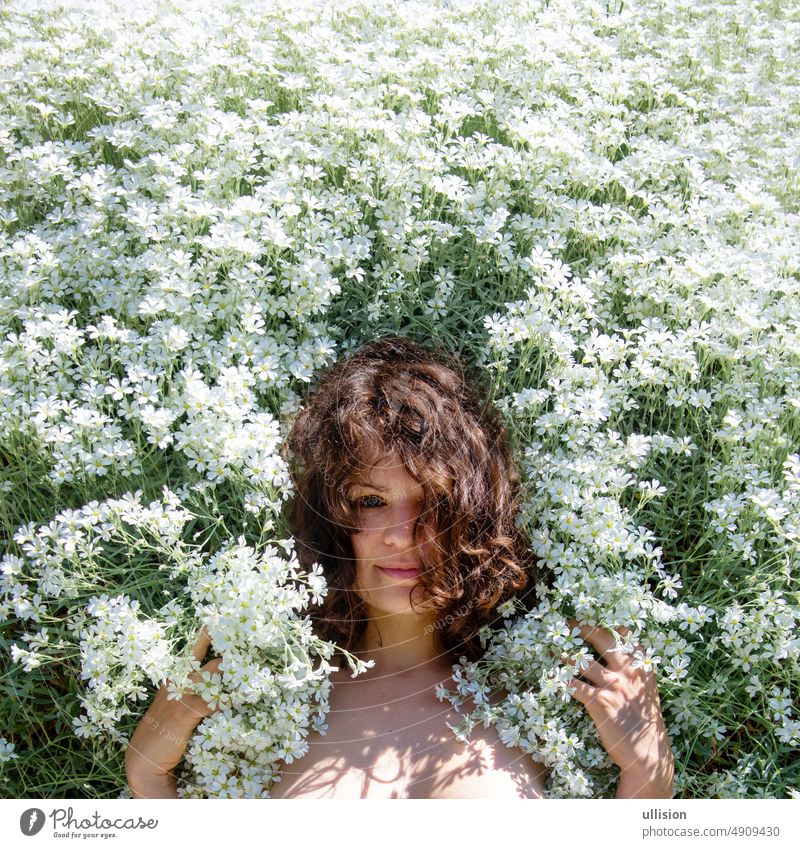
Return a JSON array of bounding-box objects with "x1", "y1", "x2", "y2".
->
[{"x1": 125, "y1": 336, "x2": 674, "y2": 799}]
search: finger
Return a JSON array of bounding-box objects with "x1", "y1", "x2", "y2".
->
[
  {"x1": 567, "y1": 619, "x2": 639, "y2": 669},
  {"x1": 202, "y1": 656, "x2": 224, "y2": 675},
  {"x1": 576, "y1": 658, "x2": 615, "y2": 687},
  {"x1": 190, "y1": 626, "x2": 211, "y2": 662},
  {"x1": 570, "y1": 623, "x2": 625, "y2": 671},
  {"x1": 565, "y1": 676, "x2": 595, "y2": 705}
]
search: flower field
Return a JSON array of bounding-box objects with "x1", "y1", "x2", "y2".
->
[{"x1": 1, "y1": 0, "x2": 798, "y2": 798}]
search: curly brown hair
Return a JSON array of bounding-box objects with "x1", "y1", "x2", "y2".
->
[{"x1": 280, "y1": 335, "x2": 549, "y2": 664}]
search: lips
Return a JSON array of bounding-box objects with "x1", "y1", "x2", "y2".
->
[{"x1": 377, "y1": 566, "x2": 419, "y2": 581}]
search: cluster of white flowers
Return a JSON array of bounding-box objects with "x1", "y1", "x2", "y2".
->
[
  {"x1": 74, "y1": 594, "x2": 177, "y2": 741},
  {"x1": 1, "y1": 0, "x2": 798, "y2": 798},
  {"x1": 177, "y1": 539, "x2": 372, "y2": 798},
  {"x1": 2, "y1": 486, "x2": 370, "y2": 797}
]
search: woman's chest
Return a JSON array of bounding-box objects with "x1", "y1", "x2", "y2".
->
[{"x1": 267, "y1": 677, "x2": 547, "y2": 799}]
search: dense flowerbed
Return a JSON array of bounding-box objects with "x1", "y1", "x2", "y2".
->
[{"x1": 1, "y1": 0, "x2": 798, "y2": 798}]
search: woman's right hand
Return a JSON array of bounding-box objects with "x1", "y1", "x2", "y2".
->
[{"x1": 125, "y1": 627, "x2": 221, "y2": 798}]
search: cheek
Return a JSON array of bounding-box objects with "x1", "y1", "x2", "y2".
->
[
  {"x1": 350, "y1": 529, "x2": 376, "y2": 562},
  {"x1": 418, "y1": 524, "x2": 440, "y2": 556}
]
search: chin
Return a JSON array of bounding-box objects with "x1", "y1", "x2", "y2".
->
[{"x1": 358, "y1": 584, "x2": 435, "y2": 618}]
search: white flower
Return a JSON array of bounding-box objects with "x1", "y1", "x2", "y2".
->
[
  {"x1": 0, "y1": 737, "x2": 18, "y2": 763},
  {"x1": 631, "y1": 647, "x2": 661, "y2": 673}
]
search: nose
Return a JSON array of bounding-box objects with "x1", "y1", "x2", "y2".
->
[{"x1": 381, "y1": 501, "x2": 422, "y2": 550}]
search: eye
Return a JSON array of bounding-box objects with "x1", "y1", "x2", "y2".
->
[{"x1": 355, "y1": 494, "x2": 385, "y2": 509}]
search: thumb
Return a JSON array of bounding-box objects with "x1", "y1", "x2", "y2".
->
[{"x1": 190, "y1": 625, "x2": 211, "y2": 662}]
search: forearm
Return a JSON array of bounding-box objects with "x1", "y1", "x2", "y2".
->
[
  {"x1": 125, "y1": 702, "x2": 202, "y2": 800},
  {"x1": 128, "y1": 770, "x2": 179, "y2": 799},
  {"x1": 615, "y1": 759, "x2": 675, "y2": 799},
  {"x1": 125, "y1": 633, "x2": 217, "y2": 801}
]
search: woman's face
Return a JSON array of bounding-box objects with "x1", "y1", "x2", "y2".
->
[{"x1": 347, "y1": 452, "x2": 439, "y2": 618}]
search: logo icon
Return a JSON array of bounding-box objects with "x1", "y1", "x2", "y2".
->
[{"x1": 20, "y1": 809, "x2": 46, "y2": 836}]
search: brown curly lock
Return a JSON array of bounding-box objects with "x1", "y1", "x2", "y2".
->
[{"x1": 280, "y1": 335, "x2": 549, "y2": 664}]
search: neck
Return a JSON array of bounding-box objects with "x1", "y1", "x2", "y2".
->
[{"x1": 355, "y1": 610, "x2": 455, "y2": 677}]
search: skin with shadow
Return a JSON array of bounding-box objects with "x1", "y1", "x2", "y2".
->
[
  {"x1": 126, "y1": 337, "x2": 674, "y2": 799},
  {"x1": 266, "y1": 452, "x2": 548, "y2": 799},
  {"x1": 127, "y1": 452, "x2": 672, "y2": 799}
]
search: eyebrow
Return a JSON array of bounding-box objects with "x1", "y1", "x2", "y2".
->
[
  {"x1": 349, "y1": 481, "x2": 426, "y2": 503},
  {"x1": 350, "y1": 480, "x2": 387, "y2": 491}
]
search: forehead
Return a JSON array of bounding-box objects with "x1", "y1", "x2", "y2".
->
[{"x1": 349, "y1": 453, "x2": 422, "y2": 491}]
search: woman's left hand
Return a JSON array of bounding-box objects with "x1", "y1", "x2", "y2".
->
[{"x1": 565, "y1": 618, "x2": 675, "y2": 798}]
